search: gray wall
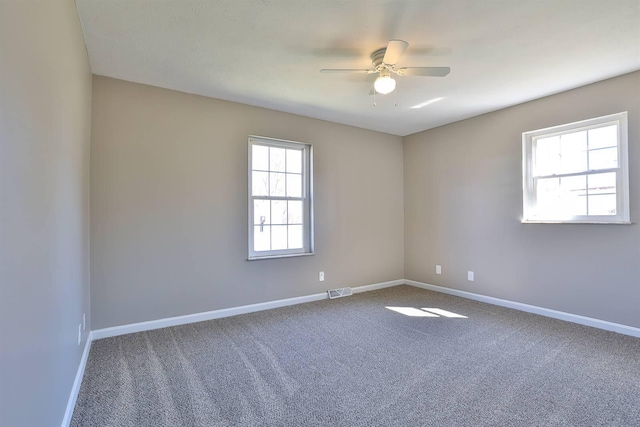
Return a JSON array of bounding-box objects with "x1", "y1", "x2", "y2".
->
[
  {"x1": 404, "y1": 71, "x2": 640, "y2": 329},
  {"x1": 0, "y1": 1, "x2": 92, "y2": 426},
  {"x1": 90, "y1": 76, "x2": 404, "y2": 329}
]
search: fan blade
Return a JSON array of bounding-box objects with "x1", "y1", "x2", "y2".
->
[
  {"x1": 320, "y1": 68, "x2": 376, "y2": 74},
  {"x1": 383, "y1": 40, "x2": 409, "y2": 65},
  {"x1": 395, "y1": 67, "x2": 450, "y2": 77}
]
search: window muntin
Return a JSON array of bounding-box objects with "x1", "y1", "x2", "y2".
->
[
  {"x1": 248, "y1": 136, "x2": 313, "y2": 259},
  {"x1": 522, "y1": 112, "x2": 629, "y2": 224}
]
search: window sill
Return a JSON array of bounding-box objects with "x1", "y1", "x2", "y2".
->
[
  {"x1": 521, "y1": 219, "x2": 632, "y2": 225},
  {"x1": 247, "y1": 252, "x2": 315, "y2": 261}
]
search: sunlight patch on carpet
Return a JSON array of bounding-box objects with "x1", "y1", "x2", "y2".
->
[{"x1": 386, "y1": 306, "x2": 467, "y2": 318}]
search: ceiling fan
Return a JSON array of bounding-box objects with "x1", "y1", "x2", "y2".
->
[{"x1": 320, "y1": 40, "x2": 450, "y2": 95}]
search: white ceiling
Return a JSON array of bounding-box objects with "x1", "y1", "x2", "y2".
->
[{"x1": 76, "y1": 0, "x2": 640, "y2": 136}]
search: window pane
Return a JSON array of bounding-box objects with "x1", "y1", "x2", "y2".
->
[
  {"x1": 534, "y1": 132, "x2": 591, "y2": 175},
  {"x1": 537, "y1": 176, "x2": 587, "y2": 217},
  {"x1": 536, "y1": 177, "x2": 560, "y2": 216},
  {"x1": 534, "y1": 136, "x2": 560, "y2": 176},
  {"x1": 252, "y1": 145, "x2": 269, "y2": 171},
  {"x1": 588, "y1": 172, "x2": 616, "y2": 195},
  {"x1": 252, "y1": 171, "x2": 269, "y2": 196},
  {"x1": 286, "y1": 149, "x2": 302, "y2": 173},
  {"x1": 589, "y1": 147, "x2": 617, "y2": 170},
  {"x1": 254, "y1": 225, "x2": 270, "y2": 251},
  {"x1": 287, "y1": 173, "x2": 302, "y2": 197},
  {"x1": 270, "y1": 172, "x2": 286, "y2": 196},
  {"x1": 588, "y1": 194, "x2": 617, "y2": 216},
  {"x1": 288, "y1": 225, "x2": 303, "y2": 249},
  {"x1": 560, "y1": 175, "x2": 587, "y2": 216},
  {"x1": 288, "y1": 201, "x2": 302, "y2": 224},
  {"x1": 271, "y1": 200, "x2": 287, "y2": 224},
  {"x1": 559, "y1": 131, "x2": 587, "y2": 174},
  {"x1": 271, "y1": 225, "x2": 287, "y2": 250},
  {"x1": 270, "y1": 147, "x2": 286, "y2": 172},
  {"x1": 253, "y1": 200, "x2": 270, "y2": 225},
  {"x1": 588, "y1": 125, "x2": 617, "y2": 150}
]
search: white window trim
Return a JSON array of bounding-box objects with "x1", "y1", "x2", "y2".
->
[
  {"x1": 248, "y1": 135, "x2": 314, "y2": 260},
  {"x1": 522, "y1": 112, "x2": 630, "y2": 224}
]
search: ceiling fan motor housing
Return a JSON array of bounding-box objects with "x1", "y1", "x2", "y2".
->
[{"x1": 371, "y1": 48, "x2": 388, "y2": 69}]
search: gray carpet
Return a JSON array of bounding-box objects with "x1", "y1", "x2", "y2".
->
[{"x1": 71, "y1": 285, "x2": 640, "y2": 426}]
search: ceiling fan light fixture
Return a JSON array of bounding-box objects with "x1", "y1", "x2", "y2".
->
[{"x1": 374, "y1": 75, "x2": 396, "y2": 94}]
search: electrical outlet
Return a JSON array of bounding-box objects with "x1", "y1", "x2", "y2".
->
[
  {"x1": 83, "y1": 313, "x2": 86, "y2": 331},
  {"x1": 78, "y1": 324, "x2": 82, "y2": 345},
  {"x1": 319, "y1": 271, "x2": 325, "y2": 282},
  {"x1": 436, "y1": 265, "x2": 442, "y2": 275},
  {"x1": 467, "y1": 271, "x2": 474, "y2": 281}
]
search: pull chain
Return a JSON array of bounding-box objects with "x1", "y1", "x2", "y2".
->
[{"x1": 394, "y1": 84, "x2": 398, "y2": 107}]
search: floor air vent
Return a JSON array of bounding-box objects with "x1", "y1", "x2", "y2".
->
[{"x1": 328, "y1": 287, "x2": 353, "y2": 299}]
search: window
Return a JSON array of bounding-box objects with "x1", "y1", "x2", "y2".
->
[
  {"x1": 522, "y1": 112, "x2": 629, "y2": 224},
  {"x1": 248, "y1": 136, "x2": 313, "y2": 259}
]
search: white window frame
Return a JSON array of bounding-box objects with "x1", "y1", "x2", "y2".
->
[
  {"x1": 248, "y1": 136, "x2": 314, "y2": 260},
  {"x1": 522, "y1": 112, "x2": 630, "y2": 224}
]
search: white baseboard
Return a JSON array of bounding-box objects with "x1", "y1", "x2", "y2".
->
[
  {"x1": 92, "y1": 293, "x2": 325, "y2": 340},
  {"x1": 92, "y1": 279, "x2": 404, "y2": 340},
  {"x1": 352, "y1": 279, "x2": 404, "y2": 294},
  {"x1": 61, "y1": 332, "x2": 93, "y2": 427},
  {"x1": 405, "y1": 280, "x2": 640, "y2": 338},
  {"x1": 91, "y1": 278, "x2": 640, "y2": 340}
]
